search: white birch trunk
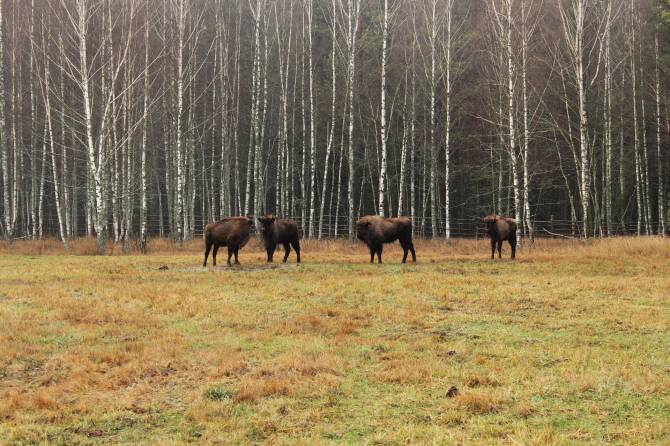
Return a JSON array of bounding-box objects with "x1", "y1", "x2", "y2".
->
[
  {"x1": 506, "y1": 0, "x2": 520, "y2": 232},
  {"x1": 443, "y1": 0, "x2": 453, "y2": 239},
  {"x1": 520, "y1": 0, "x2": 533, "y2": 243},
  {"x1": 29, "y1": 0, "x2": 37, "y2": 238},
  {"x1": 637, "y1": 27, "x2": 652, "y2": 234},
  {"x1": 140, "y1": 6, "x2": 150, "y2": 250},
  {"x1": 655, "y1": 34, "x2": 665, "y2": 235},
  {"x1": 41, "y1": 37, "x2": 68, "y2": 249},
  {"x1": 428, "y1": 0, "x2": 438, "y2": 237},
  {"x1": 0, "y1": 0, "x2": 11, "y2": 239},
  {"x1": 319, "y1": 0, "x2": 336, "y2": 238},
  {"x1": 306, "y1": 0, "x2": 317, "y2": 237},
  {"x1": 78, "y1": 0, "x2": 107, "y2": 254},
  {"x1": 344, "y1": 0, "x2": 360, "y2": 239},
  {"x1": 397, "y1": 70, "x2": 408, "y2": 217},
  {"x1": 176, "y1": 0, "x2": 185, "y2": 246},
  {"x1": 377, "y1": 0, "x2": 389, "y2": 217},
  {"x1": 629, "y1": 9, "x2": 642, "y2": 235},
  {"x1": 604, "y1": 1, "x2": 613, "y2": 235}
]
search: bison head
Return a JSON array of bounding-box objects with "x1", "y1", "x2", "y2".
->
[
  {"x1": 257, "y1": 214, "x2": 276, "y2": 235},
  {"x1": 355, "y1": 217, "x2": 373, "y2": 241},
  {"x1": 480, "y1": 215, "x2": 499, "y2": 234}
]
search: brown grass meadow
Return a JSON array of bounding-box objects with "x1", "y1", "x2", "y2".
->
[{"x1": 0, "y1": 236, "x2": 669, "y2": 444}]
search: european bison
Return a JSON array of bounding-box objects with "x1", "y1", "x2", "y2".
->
[
  {"x1": 257, "y1": 214, "x2": 301, "y2": 263},
  {"x1": 203, "y1": 216, "x2": 254, "y2": 267},
  {"x1": 356, "y1": 215, "x2": 416, "y2": 264},
  {"x1": 480, "y1": 214, "x2": 517, "y2": 259}
]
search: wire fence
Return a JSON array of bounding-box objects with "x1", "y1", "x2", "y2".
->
[{"x1": 23, "y1": 212, "x2": 667, "y2": 241}]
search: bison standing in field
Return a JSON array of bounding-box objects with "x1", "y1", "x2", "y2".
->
[
  {"x1": 480, "y1": 214, "x2": 517, "y2": 260},
  {"x1": 203, "y1": 216, "x2": 254, "y2": 267},
  {"x1": 356, "y1": 215, "x2": 416, "y2": 264},
  {"x1": 257, "y1": 215, "x2": 301, "y2": 263}
]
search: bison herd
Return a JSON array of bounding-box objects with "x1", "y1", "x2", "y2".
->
[{"x1": 203, "y1": 214, "x2": 518, "y2": 267}]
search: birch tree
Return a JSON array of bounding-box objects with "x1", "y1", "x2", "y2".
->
[
  {"x1": 423, "y1": 0, "x2": 442, "y2": 237},
  {"x1": 0, "y1": 0, "x2": 11, "y2": 239},
  {"x1": 442, "y1": 0, "x2": 454, "y2": 238},
  {"x1": 68, "y1": 0, "x2": 136, "y2": 253},
  {"x1": 319, "y1": 0, "x2": 337, "y2": 238},
  {"x1": 655, "y1": 32, "x2": 665, "y2": 235},
  {"x1": 140, "y1": 1, "x2": 150, "y2": 251},
  {"x1": 559, "y1": 0, "x2": 591, "y2": 237},
  {"x1": 337, "y1": 0, "x2": 361, "y2": 239},
  {"x1": 306, "y1": 0, "x2": 317, "y2": 237},
  {"x1": 520, "y1": 0, "x2": 538, "y2": 244},
  {"x1": 603, "y1": 0, "x2": 614, "y2": 235},
  {"x1": 490, "y1": 0, "x2": 520, "y2": 236},
  {"x1": 377, "y1": 0, "x2": 391, "y2": 216},
  {"x1": 39, "y1": 23, "x2": 68, "y2": 249}
]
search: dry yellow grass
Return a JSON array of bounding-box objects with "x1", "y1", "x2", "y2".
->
[{"x1": 0, "y1": 236, "x2": 669, "y2": 444}]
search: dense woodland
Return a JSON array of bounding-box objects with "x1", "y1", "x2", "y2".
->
[{"x1": 0, "y1": 0, "x2": 669, "y2": 252}]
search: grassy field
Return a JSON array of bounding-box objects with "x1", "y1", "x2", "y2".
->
[{"x1": 0, "y1": 237, "x2": 669, "y2": 445}]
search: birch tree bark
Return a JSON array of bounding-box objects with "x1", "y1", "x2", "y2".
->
[
  {"x1": 629, "y1": 0, "x2": 642, "y2": 235},
  {"x1": 520, "y1": 0, "x2": 536, "y2": 244},
  {"x1": 140, "y1": 2, "x2": 150, "y2": 251},
  {"x1": 78, "y1": 0, "x2": 108, "y2": 253},
  {"x1": 7, "y1": 0, "x2": 21, "y2": 240},
  {"x1": 319, "y1": 0, "x2": 337, "y2": 238},
  {"x1": 559, "y1": 0, "x2": 590, "y2": 237},
  {"x1": 443, "y1": 0, "x2": 453, "y2": 239},
  {"x1": 72, "y1": 0, "x2": 135, "y2": 253},
  {"x1": 424, "y1": 0, "x2": 441, "y2": 237},
  {"x1": 338, "y1": 0, "x2": 361, "y2": 239},
  {"x1": 0, "y1": 0, "x2": 11, "y2": 239},
  {"x1": 39, "y1": 29, "x2": 68, "y2": 249},
  {"x1": 29, "y1": 0, "x2": 37, "y2": 238},
  {"x1": 603, "y1": 0, "x2": 613, "y2": 235},
  {"x1": 378, "y1": 0, "x2": 390, "y2": 217},
  {"x1": 655, "y1": 33, "x2": 665, "y2": 235},
  {"x1": 490, "y1": 0, "x2": 520, "y2": 236},
  {"x1": 637, "y1": 22, "x2": 652, "y2": 234},
  {"x1": 175, "y1": 0, "x2": 186, "y2": 246},
  {"x1": 306, "y1": 0, "x2": 317, "y2": 237}
]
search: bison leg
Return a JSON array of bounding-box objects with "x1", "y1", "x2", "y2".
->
[
  {"x1": 376, "y1": 244, "x2": 383, "y2": 264},
  {"x1": 212, "y1": 245, "x2": 219, "y2": 266},
  {"x1": 490, "y1": 239, "x2": 496, "y2": 260},
  {"x1": 203, "y1": 241, "x2": 212, "y2": 267},
  {"x1": 234, "y1": 248, "x2": 240, "y2": 265},
  {"x1": 291, "y1": 240, "x2": 301, "y2": 263},
  {"x1": 497, "y1": 241, "x2": 503, "y2": 259},
  {"x1": 266, "y1": 243, "x2": 275, "y2": 263},
  {"x1": 509, "y1": 234, "x2": 517, "y2": 260},
  {"x1": 400, "y1": 239, "x2": 416, "y2": 263},
  {"x1": 227, "y1": 247, "x2": 234, "y2": 267},
  {"x1": 369, "y1": 246, "x2": 375, "y2": 264},
  {"x1": 282, "y1": 242, "x2": 291, "y2": 263}
]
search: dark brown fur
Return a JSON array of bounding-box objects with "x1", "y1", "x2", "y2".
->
[
  {"x1": 356, "y1": 215, "x2": 416, "y2": 264},
  {"x1": 203, "y1": 216, "x2": 254, "y2": 266},
  {"x1": 480, "y1": 214, "x2": 517, "y2": 259},
  {"x1": 257, "y1": 215, "x2": 301, "y2": 263}
]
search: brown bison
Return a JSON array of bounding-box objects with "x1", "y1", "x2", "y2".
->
[
  {"x1": 203, "y1": 216, "x2": 254, "y2": 266},
  {"x1": 480, "y1": 214, "x2": 517, "y2": 259},
  {"x1": 356, "y1": 215, "x2": 416, "y2": 264},
  {"x1": 257, "y1": 215, "x2": 301, "y2": 263}
]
